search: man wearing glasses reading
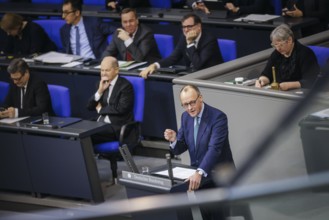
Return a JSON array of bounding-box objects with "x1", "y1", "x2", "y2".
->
[
  {"x1": 164, "y1": 85, "x2": 234, "y2": 193},
  {"x1": 0, "y1": 58, "x2": 52, "y2": 119},
  {"x1": 60, "y1": 0, "x2": 116, "y2": 59},
  {"x1": 140, "y1": 13, "x2": 223, "y2": 79}
]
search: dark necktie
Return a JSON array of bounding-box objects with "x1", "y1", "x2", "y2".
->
[
  {"x1": 20, "y1": 87, "x2": 25, "y2": 109},
  {"x1": 75, "y1": 26, "x2": 80, "y2": 55},
  {"x1": 126, "y1": 34, "x2": 133, "y2": 61},
  {"x1": 194, "y1": 116, "x2": 200, "y2": 146},
  {"x1": 98, "y1": 86, "x2": 111, "y2": 122}
]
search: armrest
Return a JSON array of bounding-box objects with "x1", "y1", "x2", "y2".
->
[{"x1": 119, "y1": 121, "x2": 142, "y2": 148}]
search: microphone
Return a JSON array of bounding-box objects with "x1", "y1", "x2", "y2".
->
[{"x1": 166, "y1": 153, "x2": 174, "y2": 185}]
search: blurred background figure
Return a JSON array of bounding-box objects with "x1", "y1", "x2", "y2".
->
[{"x1": 0, "y1": 13, "x2": 57, "y2": 56}]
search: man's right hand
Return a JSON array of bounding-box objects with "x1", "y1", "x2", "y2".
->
[
  {"x1": 164, "y1": 129, "x2": 177, "y2": 142},
  {"x1": 195, "y1": 2, "x2": 210, "y2": 14},
  {"x1": 139, "y1": 63, "x2": 157, "y2": 79},
  {"x1": 97, "y1": 78, "x2": 110, "y2": 94}
]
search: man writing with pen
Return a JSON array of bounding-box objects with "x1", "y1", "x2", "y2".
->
[{"x1": 0, "y1": 58, "x2": 53, "y2": 119}]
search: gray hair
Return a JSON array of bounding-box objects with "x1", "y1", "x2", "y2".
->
[{"x1": 270, "y1": 24, "x2": 294, "y2": 42}]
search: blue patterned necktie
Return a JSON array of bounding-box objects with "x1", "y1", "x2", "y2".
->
[
  {"x1": 194, "y1": 116, "x2": 200, "y2": 146},
  {"x1": 75, "y1": 26, "x2": 80, "y2": 55}
]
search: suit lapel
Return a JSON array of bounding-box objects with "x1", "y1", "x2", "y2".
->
[
  {"x1": 83, "y1": 19, "x2": 93, "y2": 49},
  {"x1": 108, "y1": 78, "x2": 121, "y2": 104},
  {"x1": 187, "y1": 115, "x2": 196, "y2": 152},
  {"x1": 195, "y1": 104, "x2": 208, "y2": 151}
]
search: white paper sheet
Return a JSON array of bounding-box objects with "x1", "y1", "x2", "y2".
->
[
  {"x1": 0, "y1": 116, "x2": 29, "y2": 124},
  {"x1": 154, "y1": 167, "x2": 196, "y2": 180}
]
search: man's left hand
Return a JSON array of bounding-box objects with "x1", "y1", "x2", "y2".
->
[{"x1": 186, "y1": 171, "x2": 202, "y2": 191}]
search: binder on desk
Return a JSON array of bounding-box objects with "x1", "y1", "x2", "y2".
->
[{"x1": 24, "y1": 116, "x2": 82, "y2": 129}]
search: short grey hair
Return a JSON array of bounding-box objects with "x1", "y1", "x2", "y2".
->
[{"x1": 270, "y1": 24, "x2": 294, "y2": 42}]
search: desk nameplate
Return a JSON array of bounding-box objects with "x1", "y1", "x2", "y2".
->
[{"x1": 121, "y1": 171, "x2": 172, "y2": 188}]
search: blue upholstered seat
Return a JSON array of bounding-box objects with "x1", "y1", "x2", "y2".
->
[
  {"x1": 217, "y1": 39, "x2": 237, "y2": 62},
  {"x1": 84, "y1": 0, "x2": 104, "y2": 5},
  {"x1": 34, "y1": 19, "x2": 65, "y2": 51},
  {"x1": 47, "y1": 84, "x2": 71, "y2": 117},
  {"x1": 148, "y1": 0, "x2": 172, "y2": 8},
  {"x1": 31, "y1": 0, "x2": 63, "y2": 3},
  {"x1": 154, "y1": 34, "x2": 174, "y2": 59},
  {"x1": 271, "y1": 0, "x2": 282, "y2": 15},
  {"x1": 308, "y1": 46, "x2": 329, "y2": 68},
  {"x1": 0, "y1": 81, "x2": 9, "y2": 105}
]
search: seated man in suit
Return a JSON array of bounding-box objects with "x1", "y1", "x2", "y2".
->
[
  {"x1": 140, "y1": 13, "x2": 223, "y2": 79},
  {"x1": 60, "y1": 0, "x2": 116, "y2": 59},
  {"x1": 87, "y1": 56, "x2": 134, "y2": 180},
  {"x1": 0, "y1": 58, "x2": 52, "y2": 118},
  {"x1": 101, "y1": 8, "x2": 161, "y2": 63}
]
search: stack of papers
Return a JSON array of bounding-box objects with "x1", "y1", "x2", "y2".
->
[
  {"x1": 33, "y1": 51, "x2": 82, "y2": 64},
  {"x1": 119, "y1": 61, "x2": 147, "y2": 71},
  {"x1": 310, "y1": 108, "x2": 329, "y2": 119},
  {"x1": 94, "y1": 61, "x2": 147, "y2": 71}
]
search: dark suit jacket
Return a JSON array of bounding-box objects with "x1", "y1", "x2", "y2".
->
[
  {"x1": 158, "y1": 31, "x2": 223, "y2": 71},
  {"x1": 60, "y1": 17, "x2": 116, "y2": 59},
  {"x1": 172, "y1": 103, "x2": 234, "y2": 175},
  {"x1": 101, "y1": 24, "x2": 161, "y2": 63},
  {"x1": 3, "y1": 21, "x2": 57, "y2": 56},
  {"x1": 87, "y1": 76, "x2": 134, "y2": 137},
  {"x1": 106, "y1": 0, "x2": 149, "y2": 8},
  {"x1": 3, "y1": 74, "x2": 53, "y2": 117}
]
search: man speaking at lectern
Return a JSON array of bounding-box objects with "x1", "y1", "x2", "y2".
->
[{"x1": 164, "y1": 85, "x2": 234, "y2": 192}]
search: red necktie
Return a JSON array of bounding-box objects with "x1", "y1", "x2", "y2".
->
[
  {"x1": 126, "y1": 50, "x2": 133, "y2": 61},
  {"x1": 126, "y1": 34, "x2": 133, "y2": 61}
]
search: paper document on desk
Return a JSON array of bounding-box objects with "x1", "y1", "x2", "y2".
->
[
  {"x1": 154, "y1": 167, "x2": 196, "y2": 180},
  {"x1": 93, "y1": 61, "x2": 147, "y2": 70},
  {"x1": 235, "y1": 14, "x2": 279, "y2": 22},
  {"x1": 0, "y1": 116, "x2": 29, "y2": 124},
  {"x1": 34, "y1": 51, "x2": 82, "y2": 64},
  {"x1": 310, "y1": 108, "x2": 329, "y2": 119},
  {"x1": 120, "y1": 61, "x2": 147, "y2": 71}
]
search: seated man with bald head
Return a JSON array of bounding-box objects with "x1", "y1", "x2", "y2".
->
[{"x1": 87, "y1": 56, "x2": 134, "y2": 182}]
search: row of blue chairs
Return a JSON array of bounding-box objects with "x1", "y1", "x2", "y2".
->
[{"x1": 34, "y1": 19, "x2": 238, "y2": 62}]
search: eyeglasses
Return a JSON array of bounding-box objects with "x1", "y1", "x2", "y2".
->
[
  {"x1": 271, "y1": 40, "x2": 287, "y2": 49},
  {"x1": 10, "y1": 74, "x2": 24, "y2": 82},
  {"x1": 181, "y1": 24, "x2": 196, "y2": 30},
  {"x1": 181, "y1": 95, "x2": 200, "y2": 109},
  {"x1": 62, "y1": 10, "x2": 76, "y2": 16}
]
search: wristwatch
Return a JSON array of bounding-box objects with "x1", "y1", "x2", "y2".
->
[{"x1": 196, "y1": 170, "x2": 204, "y2": 176}]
